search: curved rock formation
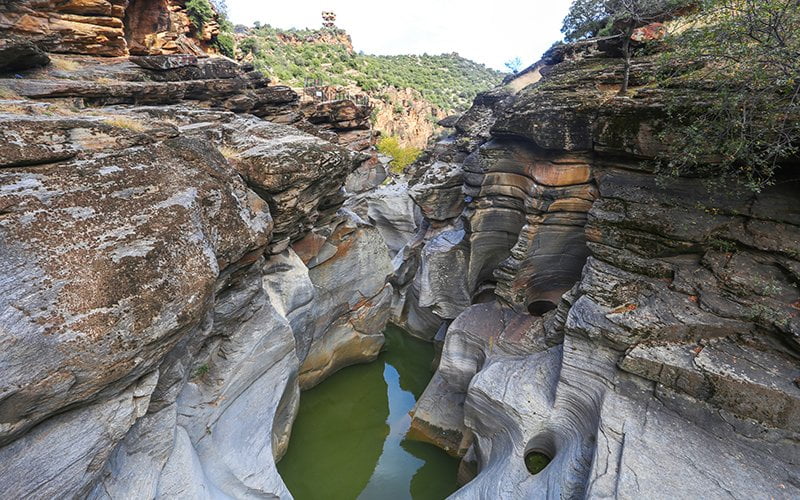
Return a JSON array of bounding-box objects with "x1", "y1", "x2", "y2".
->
[
  {"x1": 0, "y1": 46, "x2": 407, "y2": 496},
  {"x1": 2, "y1": 7, "x2": 799, "y2": 499},
  {"x1": 398, "y1": 33, "x2": 800, "y2": 499},
  {"x1": 294, "y1": 211, "x2": 394, "y2": 389}
]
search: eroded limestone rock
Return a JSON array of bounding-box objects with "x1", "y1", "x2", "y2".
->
[
  {"x1": 297, "y1": 211, "x2": 394, "y2": 389},
  {"x1": 0, "y1": 88, "x2": 399, "y2": 497},
  {"x1": 0, "y1": 0, "x2": 217, "y2": 57},
  {"x1": 399, "y1": 35, "x2": 800, "y2": 499}
]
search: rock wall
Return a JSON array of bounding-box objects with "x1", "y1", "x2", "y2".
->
[
  {"x1": 0, "y1": 45, "x2": 415, "y2": 497},
  {"x1": 371, "y1": 86, "x2": 447, "y2": 150},
  {"x1": 0, "y1": 0, "x2": 218, "y2": 57},
  {"x1": 396, "y1": 36, "x2": 800, "y2": 498}
]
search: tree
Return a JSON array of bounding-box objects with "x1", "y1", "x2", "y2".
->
[
  {"x1": 562, "y1": 0, "x2": 610, "y2": 41},
  {"x1": 504, "y1": 57, "x2": 523, "y2": 74},
  {"x1": 239, "y1": 37, "x2": 259, "y2": 55},
  {"x1": 657, "y1": 0, "x2": 800, "y2": 190},
  {"x1": 611, "y1": 0, "x2": 670, "y2": 94},
  {"x1": 562, "y1": 0, "x2": 688, "y2": 93},
  {"x1": 185, "y1": 0, "x2": 215, "y2": 31}
]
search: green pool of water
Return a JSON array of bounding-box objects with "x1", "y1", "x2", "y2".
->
[
  {"x1": 278, "y1": 325, "x2": 460, "y2": 500},
  {"x1": 524, "y1": 451, "x2": 551, "y2": 475}
]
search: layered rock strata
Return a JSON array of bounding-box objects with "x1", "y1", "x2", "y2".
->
[
  {"x1": 0, "y1": 50, "x2": 408, "y2": 497},
  {"x1": 2, "y1": 10, "x2": 799, "y2": 499},
  {"x1": 0, "y1": 0, "x2": 219, "y2": 57},
  {"x1": 397, "y1": 36, "x2": 800, "y2": 498}
]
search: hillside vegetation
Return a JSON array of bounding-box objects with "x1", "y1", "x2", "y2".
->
[
  {"x1": 236, "y1": 25, "x2": 504, "y2": 112},
  {"x1": 560, "y1": 0, "x2": 800, "y2": 190}
]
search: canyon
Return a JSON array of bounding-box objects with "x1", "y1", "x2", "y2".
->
[{"x1": 0, "y1": 1, "x2": 798, "y2": 499}]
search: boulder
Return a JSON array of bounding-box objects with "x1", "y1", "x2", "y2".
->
[
  {"x1": 408, "y1": 160, "x2": 465, "y2": 222},
  {"x1": 0, "y1": 133, "x2": 271, "y2": 447},
  {"x1": 219, "y1": 116, "x2": 360, "y2": 246}
]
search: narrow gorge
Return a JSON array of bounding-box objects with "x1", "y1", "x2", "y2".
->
[{"x1": 0, "y1": 1, "x2": 798, "y2": 499}]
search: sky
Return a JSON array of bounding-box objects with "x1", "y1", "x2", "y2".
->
[{"x1": 225, "y1": 0, "x2": 574, "y2": 71}]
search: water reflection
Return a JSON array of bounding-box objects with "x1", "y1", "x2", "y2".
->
[{"x1": 278, "y1": 325, "x2": 459, "y2": 500}]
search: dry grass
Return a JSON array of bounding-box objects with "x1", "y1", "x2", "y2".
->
[
  {"x1": 93, "y1": 77, "x2": 116, "y2": 85},
  {"x1": 0, "y1": 86, "x2": 21, "y2": 100},
  {"x1": 104, "y1": 116, "x2": 147, "y2": 132},
  {"x1": 0, "y1": 103, "x2": 31, "y2": 115},
  {"x1": 218, "y1": 145, "x2": 241, "y2": 160},
  {"x1": 50, "y1": 57, "x2": 81, "y2": 72},
  {"x1": 45, "y1": 100, "x2": 83, "y2": 115}
]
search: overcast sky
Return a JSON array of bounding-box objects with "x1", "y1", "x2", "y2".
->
[{"x1": 225, "y1": 1, "x2": 574, "y2": 71}]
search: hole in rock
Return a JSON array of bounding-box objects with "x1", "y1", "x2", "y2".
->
[
  {"x1": 524, "y1": 432, "x2": 556, "y2": 475},
  {"x1": 527, "y1": 300, "x2": 557, "y2": 316},
  {"x1": 472, "y1": 287, "x2": 497, "y2": 305},
  {"x1": 124, "y1": 0, "x2": 171, "y2": 55},
  {"x1": 525, "y1": 451, "x2": 552, "y2": 475}
]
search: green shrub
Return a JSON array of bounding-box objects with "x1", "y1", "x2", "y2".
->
[
  {"x1": 239, "y1": 37, "x2": 259, "y2": 55},
  {"x1": 377, "y1": 136, "x2": 421, "y2": 173},
  {"x1": 193, "y1": 363, "x2": 210, "y2": 379},
  {"x1": 214, "y1": 32, "x2": 235, "y2": 58},
  {"x1": 185, "y1": 0, "x2": 214, "y2": 31}
]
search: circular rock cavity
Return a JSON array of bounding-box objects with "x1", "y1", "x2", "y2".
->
[
  {"x1": 527, "y1": 300, "x2": 557, "y2": 316},
  {"x1": 472, "y1": 287, "x2": 497, "y2": 304},
  {"x1": 524, "y1": 433, "x2": 556, "y2": 475}
]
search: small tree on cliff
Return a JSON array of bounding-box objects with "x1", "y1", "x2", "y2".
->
[
  {"x1": 562, "y1": 0, "x2": 688, "y2": 93},
  {"x1": 186, "y1": 0, "x2": 215, "y2": 32},
  {"x1": 504, "y1": 57, "x2": 523, "y2": 74}
]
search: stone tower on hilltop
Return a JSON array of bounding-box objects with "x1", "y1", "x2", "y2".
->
[{"x1": 322, "y1": 11, "x2": 337, "y2": 28}]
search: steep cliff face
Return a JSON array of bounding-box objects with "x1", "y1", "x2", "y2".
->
[
  {"x1": 0, "y1": 41, "x2": 412, "y2": 496},
  {"x1": 274, "y1": 28, "x2": 354, "y2": 53},
  {"x1": 371, "y1": 87, "x2": 446, "y2": 150},
  {"x1": 396, "y1": 38, "x2": 800, "y2": 497},
  {"x1": 0, "y1": 0, "x2": 219, "y2": 57}
]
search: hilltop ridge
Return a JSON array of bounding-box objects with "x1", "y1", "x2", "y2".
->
[
  {"x1": 236, "y1": 25, "x2": 503, "y2": 112},
  {"x1": 227, "y1": 24, "x2": 503, "y2": 148}
]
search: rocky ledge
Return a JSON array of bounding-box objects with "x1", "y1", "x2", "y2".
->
[
  {"x1": 0, "y1": 0, "x2": 220, "y2": 57},
  {"x1": 395, "y1": 36, "x2": 800, "y2": 498},
  {"x1": 0, "y1": 45, "x2": 415, "y2": 496}
]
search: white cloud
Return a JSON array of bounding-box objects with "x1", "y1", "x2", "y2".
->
[{"x1": 225, "y1": 0, "x2": 574, "y2": 70}]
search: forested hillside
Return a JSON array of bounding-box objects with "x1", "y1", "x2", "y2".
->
[{"x1": 235, "y1": 25, "x2": 504, "y2": 112}]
